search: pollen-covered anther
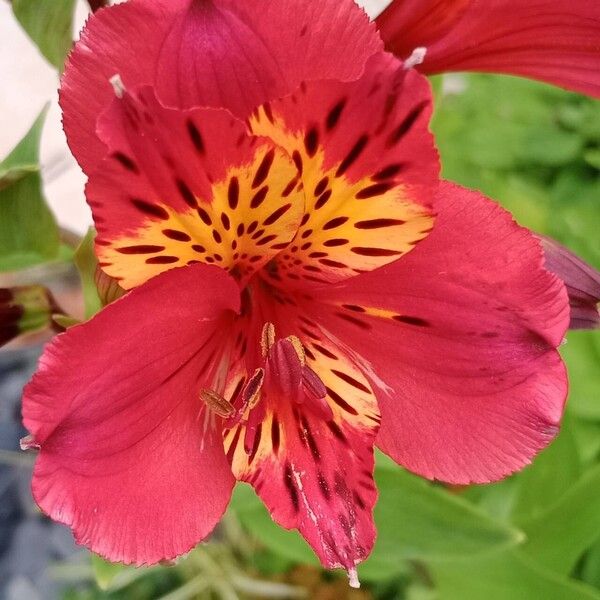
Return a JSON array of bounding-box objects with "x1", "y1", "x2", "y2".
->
[
  {"x1": 242, "y1": 368, "x2": 265, "y2": 410},
  {"x1": 287, "y1": 335, "x2": 306, "y2": 366},
  {"x1": 200, "y1": 388, "x2": 235, "y2": 418},
  {"x1": 261, "y1": 322, "x2": 276, "y2": 358}
]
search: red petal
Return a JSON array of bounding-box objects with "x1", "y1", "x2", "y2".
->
[
  {"x1": 23, "y1": 264, "x2": 239, "y2": 565},
  {"x1": 224, "y1": 303, "x2": 380, "y2": 574},
  {"x1": 61, "y1": 0, "x2": 382, "y2": 174},
  {"x1": 538, "y1": 234, "x2": 600, "y2": 329},
  {"x1": 89, "y1": 87, "x2": 303, "y2": 289},
  {"x1": 251, "y1": 53, "x2": 438, "y2": 286},
  {"x1": 299, "y1": 182, "x2": 570, "y2": 484},
  {"x1": 377, "y1": 0, "x2": 600, "y2": 97}
]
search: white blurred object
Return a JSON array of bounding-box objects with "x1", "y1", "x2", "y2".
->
[
  {"x1": 0, "y1": 0, "x2": 91, "y2": 235},
  {"x1": 0, "y1": 0, "x2": 392, "y2": 235}
]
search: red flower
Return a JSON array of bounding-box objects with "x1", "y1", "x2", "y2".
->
[
  {"x1": 376, "y1": 0, "x2": 600, "y2": 97},
  {"x1": 23, "y1": 0, "x2": 570, "y2": 584}
]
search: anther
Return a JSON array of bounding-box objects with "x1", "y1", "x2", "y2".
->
[
  {"x1": 243, "y1": 368, "x2": 265, "y2": 410},
  {"x1": 287, "y1": 335, "x2": 306, "y2": 366},
  {"x1": 261, "y1": 322, "x2": 276, "y2": 358},
  {"x1": 200, "y1": 388, "x2": 235, "y2": 418}
]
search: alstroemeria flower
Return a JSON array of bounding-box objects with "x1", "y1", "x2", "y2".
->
[
  {"x1": 1, "y1": 286, "x2": 59, "y2": 347},
  {"x1": 23, "y1": 0, "x2": 570, "y2": 584},
  {"x1": 376, "y1": 0, "x2": 600, "y2": 97}
]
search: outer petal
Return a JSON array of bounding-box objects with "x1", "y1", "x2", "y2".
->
[
  {"x1": 539, "y1": 235, "x2": 600, "y2": 329},
  {"x1": 223, "y1": 301, "x2": 380, "y2": 577},
  {"x1": 376, "y1": 0, "x2": 600, "y2": 97},
  {"x1": 61, "y1": 0, "x2": 382, "y2": 173},
  {"x1": 251, "y1": 53, "x2": 438, "y2": 286},
  {"x1": 89, "y1": 87, "x2": 303, "y2": 289},
  {"x1": 298, "y1": 182, "x2": 570, "y2": 484},
  {"x1": 22, "y1": 264, "x2": 239, "y2": 565}
]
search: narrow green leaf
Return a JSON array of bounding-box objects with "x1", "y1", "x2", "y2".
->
[
  {"x1": 12, "y1": 0, "x2": 76, "y2": 70},
  {"x1": 431, "y1": 550, "x2": 600, "y2": 600},
  {"x1": 0, "y1": 108, "x2": 60, "y2": 271},
  {"x1": 73, "y1": 228, "x2": 103, "y2": 318},
  {"x1": 519, "y1": 464, "x2": 600, "y2": 575}
]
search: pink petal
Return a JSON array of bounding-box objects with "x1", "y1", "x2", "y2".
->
[
  {"x1": 251, "y1": 52, "x2": 438, "y2": 286},
  {"x1": 376, "y1": 0, "x2": 600, "y2": 97},
  {"x1": 538, "y1": 234, "x2": 600, "y2": 329},
  {"x1": 22, "y1": 264, "x2": 239, "y2": 565},
  {"x1": 299, "y1": 182, "x2": 570, "y2": 484},
  {"x1": 89, "y1": 87, "x2": 303, "y2": 289},
  {"x1": 61, "y1": 0, "x2": 382, "y2": 174}
]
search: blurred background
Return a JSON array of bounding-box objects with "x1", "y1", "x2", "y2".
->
[{"x1": 1, "y1": 0, "x2": 600, "y2": 598}]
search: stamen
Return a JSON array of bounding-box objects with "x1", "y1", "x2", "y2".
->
[
  {"x1": 261, "y1": 322, "x2": 276, "y2": 358},
  {"x1": 200, "y1": 388, "x2": 235, "y2": 418},
  {"x1": 109, "y1": 74, "x2": 126, "y2": 98},
  {"x1": 287, "y1": 335, "x2": 306, "y2": 366},
  {"x1": 243, "y1": 368, "x2": 265, "y2": 410},
  {"x1": 404, "y1": 47, "x2": 427, "y2": 70}
]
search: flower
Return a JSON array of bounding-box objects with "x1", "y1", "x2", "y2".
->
[
  {"x1": 23, "y1": 0, "x2": 570, "y2": 584},
  {"x1": 538, "y1": 235, "x2": 600, "y2": 330},
  {"x1": 376, "y1": 0, "x2": 600, "y2": 97},
  {"x1": 0, "y1": 286, "x2": 59, "y2": 347}
]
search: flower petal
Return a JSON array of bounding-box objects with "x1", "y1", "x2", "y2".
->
[
  {"x1": 224, "y1": 303, "x2": 379, "y2": 574},
  {"x1": 89, "y1": 87, "x2": 303, "y2": 289},
  {"x1": 377, "y1": 0, "x2": 600, "y2": 97},
  {"x1": 23, "y1": 264, "x2": 239, "y2": 565},
  {"x1": 251, "y1": 53, "x2": 438, "y2": 286},
  {"x1": 61, "y1": 0, "x2": 382, "y2": 173},
  {"x1": 538, "y1": 234, "x2": 600, "y2": 329},
  {"x1": 296, "y1": 182, "x2": 570, "y2": 484}
]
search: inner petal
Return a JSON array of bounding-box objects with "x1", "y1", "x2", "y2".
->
[
  {"x1": 250, "y1": 52, "x2": 438, "y2": 286},
  {"x1": 88, "y1": 87, "x2": 304, "y2": 289},
  {"x1": 219, "y1": 289, "x2": 380, "y2": 578}
]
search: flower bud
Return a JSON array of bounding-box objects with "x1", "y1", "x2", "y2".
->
[
  {"x1": 539, "y1": 235, "x2": 600, "y2": 330},
  {"x1": 0, "y1": 286, "x2": 58, "y2": 346}
]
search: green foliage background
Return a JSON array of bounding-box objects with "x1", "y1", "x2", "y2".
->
[{"x1": 2, "y1": 3, "x2": 599, "y2": 598}]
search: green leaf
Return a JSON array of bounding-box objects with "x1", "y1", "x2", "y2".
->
[
  {"x1": 370, "y1": 466, "x2": 523, "y2": 565},
  {"x1": 430, "y1": 550, "x2": 600, "y2": 600},
  {"x1": 74, "y1": 228, "x2": 103, "y2": 319},
  {"x1": 0, "y1": 108, "x2": 60, "y2": 271},
  {"x1": 12, "y1": 0, "x2": 76, "y2": 70},
  {"x1": 561, "y1": 332, "x2": 600, "y2": 421},
  {"x1": 511, "y1": 413, "x2": 582, "y2": 522},
  {"x1": 230, "y1": 484, "x2": 319, "y2": 568},
  {"x1": 582, "y1": 536, "x2": 600, "y2": 589},
  {"x1": 519, "y1": 464, "x2": 600, "y2": 575}
]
